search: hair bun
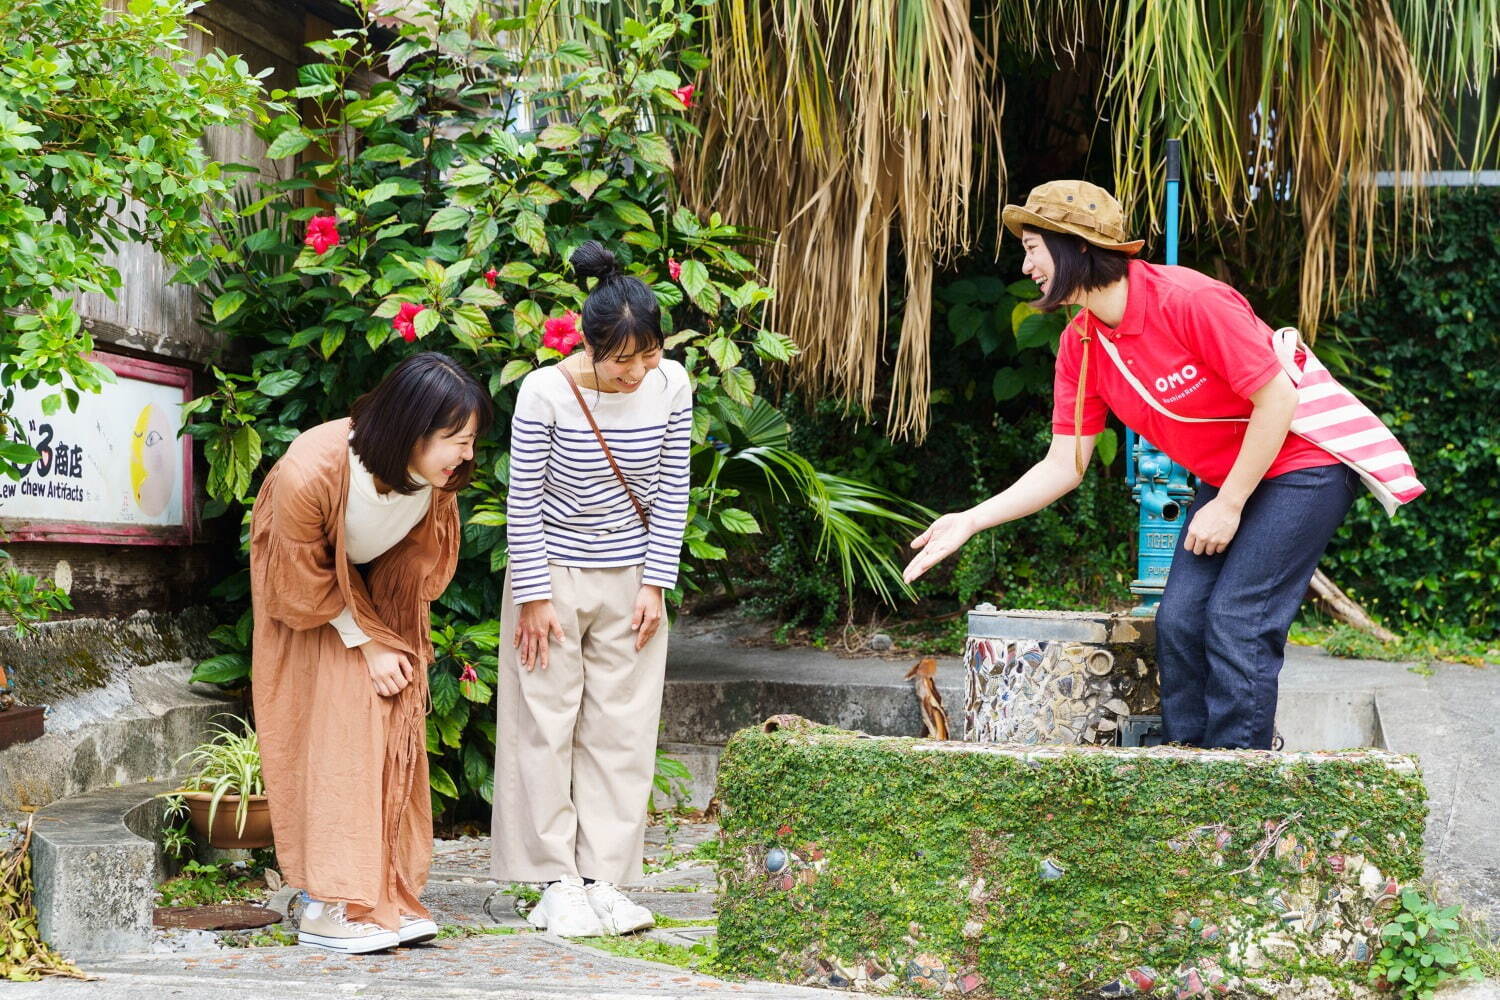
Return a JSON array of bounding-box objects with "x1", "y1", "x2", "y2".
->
[{"x1": 570, "y1": 240, "x2": 621, "y2": 280}]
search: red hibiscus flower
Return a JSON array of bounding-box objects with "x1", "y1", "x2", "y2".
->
[
  {"x1": 668, "y1": 258, "x2": 682, "y2": 281},
  {"x1": 304, "y1": 215, "x2": 340, "y2": 255},
  {"x1": 672, "y1": 84, "x2": 695, "y2": 109},
  {"x1": 392, "y1": 302, "x2": 425, "y2": 343},
  {"x1": 459, "y1": 662, "x2": 478, "y2": 683},
  {"x1": 542, "y1": 310, "x2": 583, "y2": 355},
  {"x1": 484, "y1": 267, "x2": 499, "y2": 288}
]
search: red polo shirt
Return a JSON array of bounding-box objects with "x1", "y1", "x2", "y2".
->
[{"x1": 1051, "y1": 260, "x2": 1337, "y2": 487}]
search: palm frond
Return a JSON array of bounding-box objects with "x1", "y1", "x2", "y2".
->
[{"x1": 723, "y1": 443, "x2": 933, "y2": 606}]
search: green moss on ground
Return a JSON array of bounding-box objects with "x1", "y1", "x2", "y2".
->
[
  {"x1": 576, "y1": 933, "x2": 716, "y2": 971},
  {"x1": 714, "y1": 727, "x2": 1426, "y2": 999}
]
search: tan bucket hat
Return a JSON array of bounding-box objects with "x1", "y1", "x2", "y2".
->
[{"x1": 1002, "y1": 180, "x2": 1144, "y2": 256}]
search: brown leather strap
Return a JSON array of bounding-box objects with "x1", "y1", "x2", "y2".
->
[
  {"x1": 559, "y1": 365, "x2": 651, "y2": 530},
  {"x1": 1074, "y1": 309, "x2": 1093, "y2": 478}
]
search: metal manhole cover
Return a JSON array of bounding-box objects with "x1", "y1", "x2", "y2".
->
[{"x1": 154, "y1": 903, "x2": 281, "y2": 931}]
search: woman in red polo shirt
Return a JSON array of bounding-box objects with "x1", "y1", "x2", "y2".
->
[{"x1": 903, "y1": 180, "x2": 1358, "y2": 751}]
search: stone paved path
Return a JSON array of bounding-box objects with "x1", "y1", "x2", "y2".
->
[{"x1": 17, "y1": 819, "x2": 837, "y2": 1000}]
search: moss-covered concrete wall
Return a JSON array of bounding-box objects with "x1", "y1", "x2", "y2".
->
[
  {"x1": 0, "y1": 608, "x2": 215, "y2": 705},
  {"x1": 715, "y1": 722, "x2": 1426, "y2": 999}
]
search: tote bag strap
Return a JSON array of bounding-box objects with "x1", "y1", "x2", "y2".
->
[
  {"x1": 559, "y1": 366, "x2": 651, "y2": 530},
  {"x1": 1091, "y1": 331, "x2": 1248, "y2": 425}
]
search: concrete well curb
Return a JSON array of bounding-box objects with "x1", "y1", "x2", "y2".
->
[{"x1": 30, "y1": 781, "x2": 173, "y2": 961}]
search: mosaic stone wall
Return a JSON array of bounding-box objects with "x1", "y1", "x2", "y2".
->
[
  {"x1": 964, "y1": 636, "x2": 1160, "y2": 745},
  {"x1": 715, "y1": 722, "x2": 1427, "y2": 1000}
]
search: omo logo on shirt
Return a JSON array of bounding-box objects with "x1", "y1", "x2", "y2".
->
[
  {"x1": 1155, "y1": 365, "x2": 1198, "y2": 392},
  {"x1": 1154, "y1": 364, "x2": 1209, "y2": 403}
]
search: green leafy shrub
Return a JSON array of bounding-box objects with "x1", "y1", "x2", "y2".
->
[
  {"x1": 0, "y1": 0, "x2": 260, "y2": 639},
  {"x1": 155, "y1": 860, "x2": 264, "y2": 908},
  {"x1": 1369, "y1": 888, "x2": 1480, "y2": 999},
  {"x1": 0, "y1": 0, "x2": 259, "y2": 466},
  {"x1": 789, "y1": 395, "x2": 1134, "y2": 622},
  {"x1": 0, "y1": 550, "x2": 71, "y2": 637},
  {"x1": 1322, "y1": 190, "x2": 1500, "y2": 640}
]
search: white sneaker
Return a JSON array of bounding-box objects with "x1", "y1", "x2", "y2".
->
[
  {"x1": 398, "y1": 913, "x2": 439, "y2": 945},
  {"x1": 526, "y1": 876, "x2": 605, "y2": 937},
  {"x1": 585, "y1": 881, "x2": 655, "y2": 935},
  {"x1": 297, "y1": 901, "x2": 400, "y2": 953}
]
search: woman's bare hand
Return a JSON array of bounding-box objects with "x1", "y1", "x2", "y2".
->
[
  {"x1": 515, "y1": 599, "x2": 565, "y2": 671},
  {"x1": 903, "y1": 511, "x2": 978, "y2": 584},
  {"x1": 631, "y1": 585, "x2": 664, "y2": 651},
  {"x1": 1183, "y1": 496, "x2": 1242, "y2": 556},
  {"x1": 360, "y1": 639, "x2": 413, "y2": 697}
]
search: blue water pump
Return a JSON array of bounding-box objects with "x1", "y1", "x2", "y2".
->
[{"x1": 1126, "y1": 138, "x2": 1196, "y2": 615}]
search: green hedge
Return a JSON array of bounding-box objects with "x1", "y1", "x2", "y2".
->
[
  {"x1": 715, "y1": 723, "x2": 1426, "y2": 999},
  {"x1": 1321, "y1": 190, "x2": 1500, "y2": 638}
]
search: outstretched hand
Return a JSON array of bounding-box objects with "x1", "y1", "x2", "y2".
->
[{"x1": 902, "y1": 511, "x2": 977, "y2": 584}]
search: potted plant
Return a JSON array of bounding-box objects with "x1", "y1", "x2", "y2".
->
[{"x1": 170, "y1": 718, "x2": 271, "y2": 849}]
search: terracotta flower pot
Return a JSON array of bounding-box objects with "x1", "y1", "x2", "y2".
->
[{"x1": 181, "y1": 791, "x2": 274, "y2": 849}]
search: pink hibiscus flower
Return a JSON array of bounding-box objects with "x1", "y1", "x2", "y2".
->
[
  {"x1": 304, "y1": 215, "x2": 340, "y2": 255},
  {"x1": 542, "y1": 310, "x2": 583, "y2": 355},
  {"x1": 391, "y1": 302, "x2": 425, "y2": 343}
]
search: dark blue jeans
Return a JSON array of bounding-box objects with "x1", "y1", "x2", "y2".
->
[{"x1": 1156, "y1": 463, "x2": 1359, "y2": 749}]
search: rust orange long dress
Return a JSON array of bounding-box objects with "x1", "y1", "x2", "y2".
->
[{"x1": 249, "y1": 418, "x2": 459, "y2": 930}]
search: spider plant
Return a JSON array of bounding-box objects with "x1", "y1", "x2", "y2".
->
[{"x1": 173, "y1": 718, "x2": 265, "y2": 838}]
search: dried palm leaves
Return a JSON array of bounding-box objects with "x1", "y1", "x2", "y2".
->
[{"x1": 679, "y1": 0, "x2": 1004, "y2": 437}]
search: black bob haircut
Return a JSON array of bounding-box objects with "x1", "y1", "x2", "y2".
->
[
  {"x1": 349, "y1": 352, "x2": 493, "y2": 494},
  {"x1": 1026, "y1": 226, "x2": 1131, "y2": 312},
  {"x1": 570, "y1": 241, "x2": 664, "y2": 361}
]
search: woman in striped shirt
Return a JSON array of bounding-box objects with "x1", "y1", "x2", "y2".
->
[{"x1": 490, "y1": 241, "x2": 692, "y2": 938}]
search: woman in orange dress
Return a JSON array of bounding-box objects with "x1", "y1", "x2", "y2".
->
[{"x1": 250, "y1": 352, "x2": 491, "y2": 953}]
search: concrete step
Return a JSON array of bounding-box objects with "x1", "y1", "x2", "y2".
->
[{"x1": 29, "y1": 781, "x2": 171, "y2": 960}]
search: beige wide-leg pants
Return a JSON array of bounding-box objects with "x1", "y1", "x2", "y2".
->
[{"x1": 491, "y1": 563, "x2": 668, "y2": 885}]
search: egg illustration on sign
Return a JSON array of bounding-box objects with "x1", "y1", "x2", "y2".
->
[{"x1": 130, "y1": 402, "x2": 177, "y2": 516}]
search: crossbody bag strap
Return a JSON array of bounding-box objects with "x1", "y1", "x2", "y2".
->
[
  {"x1": 1091, "y1": 331, "x2": 1248, "y2": 425},
  {"x1": 559, "y1": 366, "x2": 651, "y2": 530}
]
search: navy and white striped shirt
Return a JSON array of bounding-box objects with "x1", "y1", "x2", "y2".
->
[{"x1": 507, "y1": 358, "x2": 693, "y2": 604}]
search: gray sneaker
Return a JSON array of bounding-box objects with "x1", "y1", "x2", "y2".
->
[{"x1": 297, "y1": 901, "x2": 400, "y2": 954}]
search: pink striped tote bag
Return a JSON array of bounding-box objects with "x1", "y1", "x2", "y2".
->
[
  {"x1": 1093, "y1": 326, "x2": 1424, "y2": 516},
  {"x1": 1270, "y1": 328, "x2": 1424, "y2": 516}
]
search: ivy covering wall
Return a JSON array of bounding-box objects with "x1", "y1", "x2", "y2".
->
[
  {"x1": 715, "y1": 723, "x2": 1426, "y2": 999},
  {"x1": 1320, "y1": 189, "x2": 1500, "y2": 638}
]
